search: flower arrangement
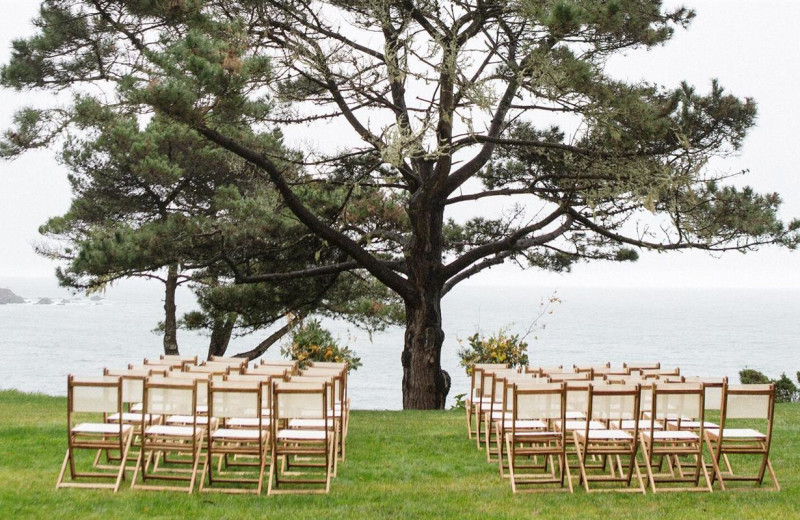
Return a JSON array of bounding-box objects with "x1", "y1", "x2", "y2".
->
[
  {"x1": 281, "y1": 318, "x2": 362, "y2": 373},
  {"x1": 457, "y1": 328, "x2": 529, "y2": 375}
]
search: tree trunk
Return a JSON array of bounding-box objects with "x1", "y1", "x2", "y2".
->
[
  {"x1": 402, "y1": 188, "x2": 448, "y2": 409},
  {"x1": 162, "y1": 263, "x2": 180, "y2": 355},
  {"x1": 402, "y1": 291, "x2": 448, "y2": 409},
  {"x1": 207, "y1": 312, "x2": 237, "y2": 359}
]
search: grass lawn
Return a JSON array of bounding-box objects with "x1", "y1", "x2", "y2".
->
[{"x1": 1, "y1": 389, "x2": 798, "y2": 519}]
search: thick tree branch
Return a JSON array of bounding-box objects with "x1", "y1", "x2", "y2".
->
[
  {"x1": 231, "y1": 316, "x2": 296, "y2": 361},
  {"x1": 566, "y1": 207, "x2": 781, "y2": 251},
  {"x1": 443, "y1": 252, "x2": 511, "y2": 295},
  {"x1": 189, "y1": 121, "x2": 412, "y2": 298},
  {"x1": 443, "y1": 206, "x2": 570, "y2": 280}
]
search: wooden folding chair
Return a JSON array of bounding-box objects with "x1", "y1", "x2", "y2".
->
[
  {"x1": 641, "y1": 367, "x2": 681, "y2": 379},
  {"x1": 130, "y1": 376, "x2": 206, "y2": 493},
  {"x1": 528, "y1": 366, "x2": 568, "y2": 377},
  {"x1": 245, "y1": 365, "x2": 291, "y2": 379},
  {"x1": 548, "y1": 371, "x2": 591, "y2": 383},
  {"x1": 482, "y1": 369, "x2": 521, "y2": 461},
  {"x1": 301, "y1": 366, "x2": 349, "y2": 458},
  {"x1": 639, "y1": 382, "x2": 712, "y2": 493},
  {"x1": 310, "y1": 361, "x2": 349, "y2": 370},
  {"x1": 56, "y1": 375, "x2": 134, "y2": 493},
  {"x1": 474, "y1": 367, "x2": 510, "y2": 450},
  {"x1": 624, "y1": 362, "x2": 660, "y2": 371},
  {"x1": 704, "y1": 383, "x2": 779, "y2": 491},
  {"x1": 504, "y1": 381, "x2": 572, "y2": 493},
  {"x1": 553, "y1": 380, "x2": 608, "y2": 473},
  {"x1": 260, "y1": 359, "x2": 300, "y2": 375},
  {"x1": 200, "y1": 380, "x2": 269, "y2": 494},
  {"x1": 268, "y1": 380, "x2": 336, "y2": 494},
  {"x1": 209, "y1": 356, "x2": 249, "y2": 371},
  {"x1": 186, "y1": 362, "x2": 241, "y2": 376},
  {"x1": 466, "y1": 363, "x2": 509, "y2": 440},
  {"x1": 225, "y1": 372, "x2": 278, "y2": 419},
  {"x1": 144, "y1": 355, "x2": 197, "y2": 370},
  {"x1": 574, "y1": 363, "x2": 610, "y2": 374},
  {"x1": 98, "y1": 368, "x2": 164, "y2": 468},
  {"x1": 495, "y1": 372, "x2": 547, "y2": 476},
  {"x1": 165, "y1": 371, "x2": 216, "y2": 418},
  {"x1": 573, "y1": 383, "x2": 646, "y2": 493},
  {"x1": 289, "y1": 374, "x2": 343, "y2": 474},
  {"x1": 160, "y1": 354, "x2": 198, "y2": 367},
  {"x1": 667, "y1": 377, "x2": 726, "y2": 432},
  {"x1": 591, "y1": 366, "x2": 630, "y2": 378}
]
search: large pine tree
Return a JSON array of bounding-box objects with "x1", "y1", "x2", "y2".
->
[{"x1": 3, "y1": 1, "x2": 797, "y2": 407}]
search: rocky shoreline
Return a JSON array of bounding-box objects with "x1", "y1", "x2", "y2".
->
[{"x1": 0, "y1": 287, "x2": 105, "y2": 305}]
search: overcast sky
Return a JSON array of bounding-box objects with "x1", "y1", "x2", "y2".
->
[{"x1": 0, "y1": 1, "x2": 797, "y2": 289}]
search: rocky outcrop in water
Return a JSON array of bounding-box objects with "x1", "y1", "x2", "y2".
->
[{"x1": 0, "y1": 288, "x2": 25, "y2": 304}]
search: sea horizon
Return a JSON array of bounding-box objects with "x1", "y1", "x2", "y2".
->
[{"x1": 1, "y1": 275, "x2": 798, "y2": 409}]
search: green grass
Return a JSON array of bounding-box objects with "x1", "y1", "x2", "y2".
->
[{"x1": 1, "y1": 390, "x2": 799, "y2": 519}]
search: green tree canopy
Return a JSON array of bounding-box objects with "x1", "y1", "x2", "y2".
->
[{"x1": 3, "y1": 1, "x2": 797, "y2": 407}]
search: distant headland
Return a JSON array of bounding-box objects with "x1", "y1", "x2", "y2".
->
[{"x1": 0, "y1": 287, "x2": 25, "y2": 304}]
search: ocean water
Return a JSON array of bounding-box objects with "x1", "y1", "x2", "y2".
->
[{"x1": 0, "y1": 277, "x2": 798, "y2": 409}]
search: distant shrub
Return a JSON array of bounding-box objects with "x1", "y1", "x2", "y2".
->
[
  {"x1": 457, "y1": 328, "x2": 529, "y2": 375},
  {"x1": 739, "y1": 368, "x2": 770, "y2": 385},
  {"x1": 281, "y1": 319, "x2": 361, "y2": 373},
  {"x1": 739, "y1": 368, "x2": 799, "y2": 403},
  {"x1": 774, "y1": 374, "x2": 799, "y2": 403}
]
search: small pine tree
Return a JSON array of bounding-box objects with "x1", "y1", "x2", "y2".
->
[{"x1": 774, "y1": 373, "x2": 799, "y2": 403}]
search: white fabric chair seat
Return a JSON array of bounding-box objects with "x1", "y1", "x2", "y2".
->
[
  {"x1": 489, "y1": 411, "x2": 514, "y2": 420},
  {"x1": 288, "y1": 418, "x2": 336, "y2": 429},
  {"x1": 667, "y1": 419, "x2": 719, "y2": 429},
  {"x1": 276, "y1": 428, "x2": 328, "y2": 441},
  {"x1": 706, "y1": 428, "x2": 766, "y2": 440},
  {"x1": 73, "y1": 422, "x2": 133, "y2": 435},
  {"x1": 144, "y1": 424, "x2": 199, "y2": 437},
  {"x1": 506, "y1": 430, "x2": 561, "y2": 439},
  {"x1": 166, "y1": 415, "x2": 215, "y2": 426},
  {"x1": 227, "y1": 417, "x2": 271, "y2": 428},
  {"x1": 577, "y1": 429, "x2": 633, "y2": 441},
  {"x1": 211, "y1": 428, "x2": 265, "y2": 440},
  {"x1": 616, "y1": 419, "x2": 663, "y2": 431},
  {"x1": 107, "y1": 412, "x2": 162, "y2": 423},
  {"x1": 644, "y1": 430, "x2": 699, "y2": 441},
  {"x1": 554, "y1": 419, "x2": 605, "y2": 431},
  {"x1": 500, "y1": 419, "x2": 547, "y2": 429}
]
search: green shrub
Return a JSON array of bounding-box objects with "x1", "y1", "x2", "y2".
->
[
  {"x1": 450, "y1": 393, "x2": 467, "y2": 411},
  {"x1": 457, "y1": 328, "x2": 528, "y2": 375},
  {"x1": 739, "y1": 368, "x2": 770, "y2": 384},
  {"x1": 739, "y1": 368, "x2": 799, "y2": 403},
  {"x1": 281, "y1": 318, "x2": 362, "y2": 373}
]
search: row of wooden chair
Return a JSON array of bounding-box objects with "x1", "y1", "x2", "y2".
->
[
  {"x1": 466, "y1": 363, "x2": 779, "y2": 493},
  {"x1": 56, "y1": 358, "x2": 350, "y2": 494},
  {"x1": 467, "y1": 363, "x2": 683, "y2": 447}
]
